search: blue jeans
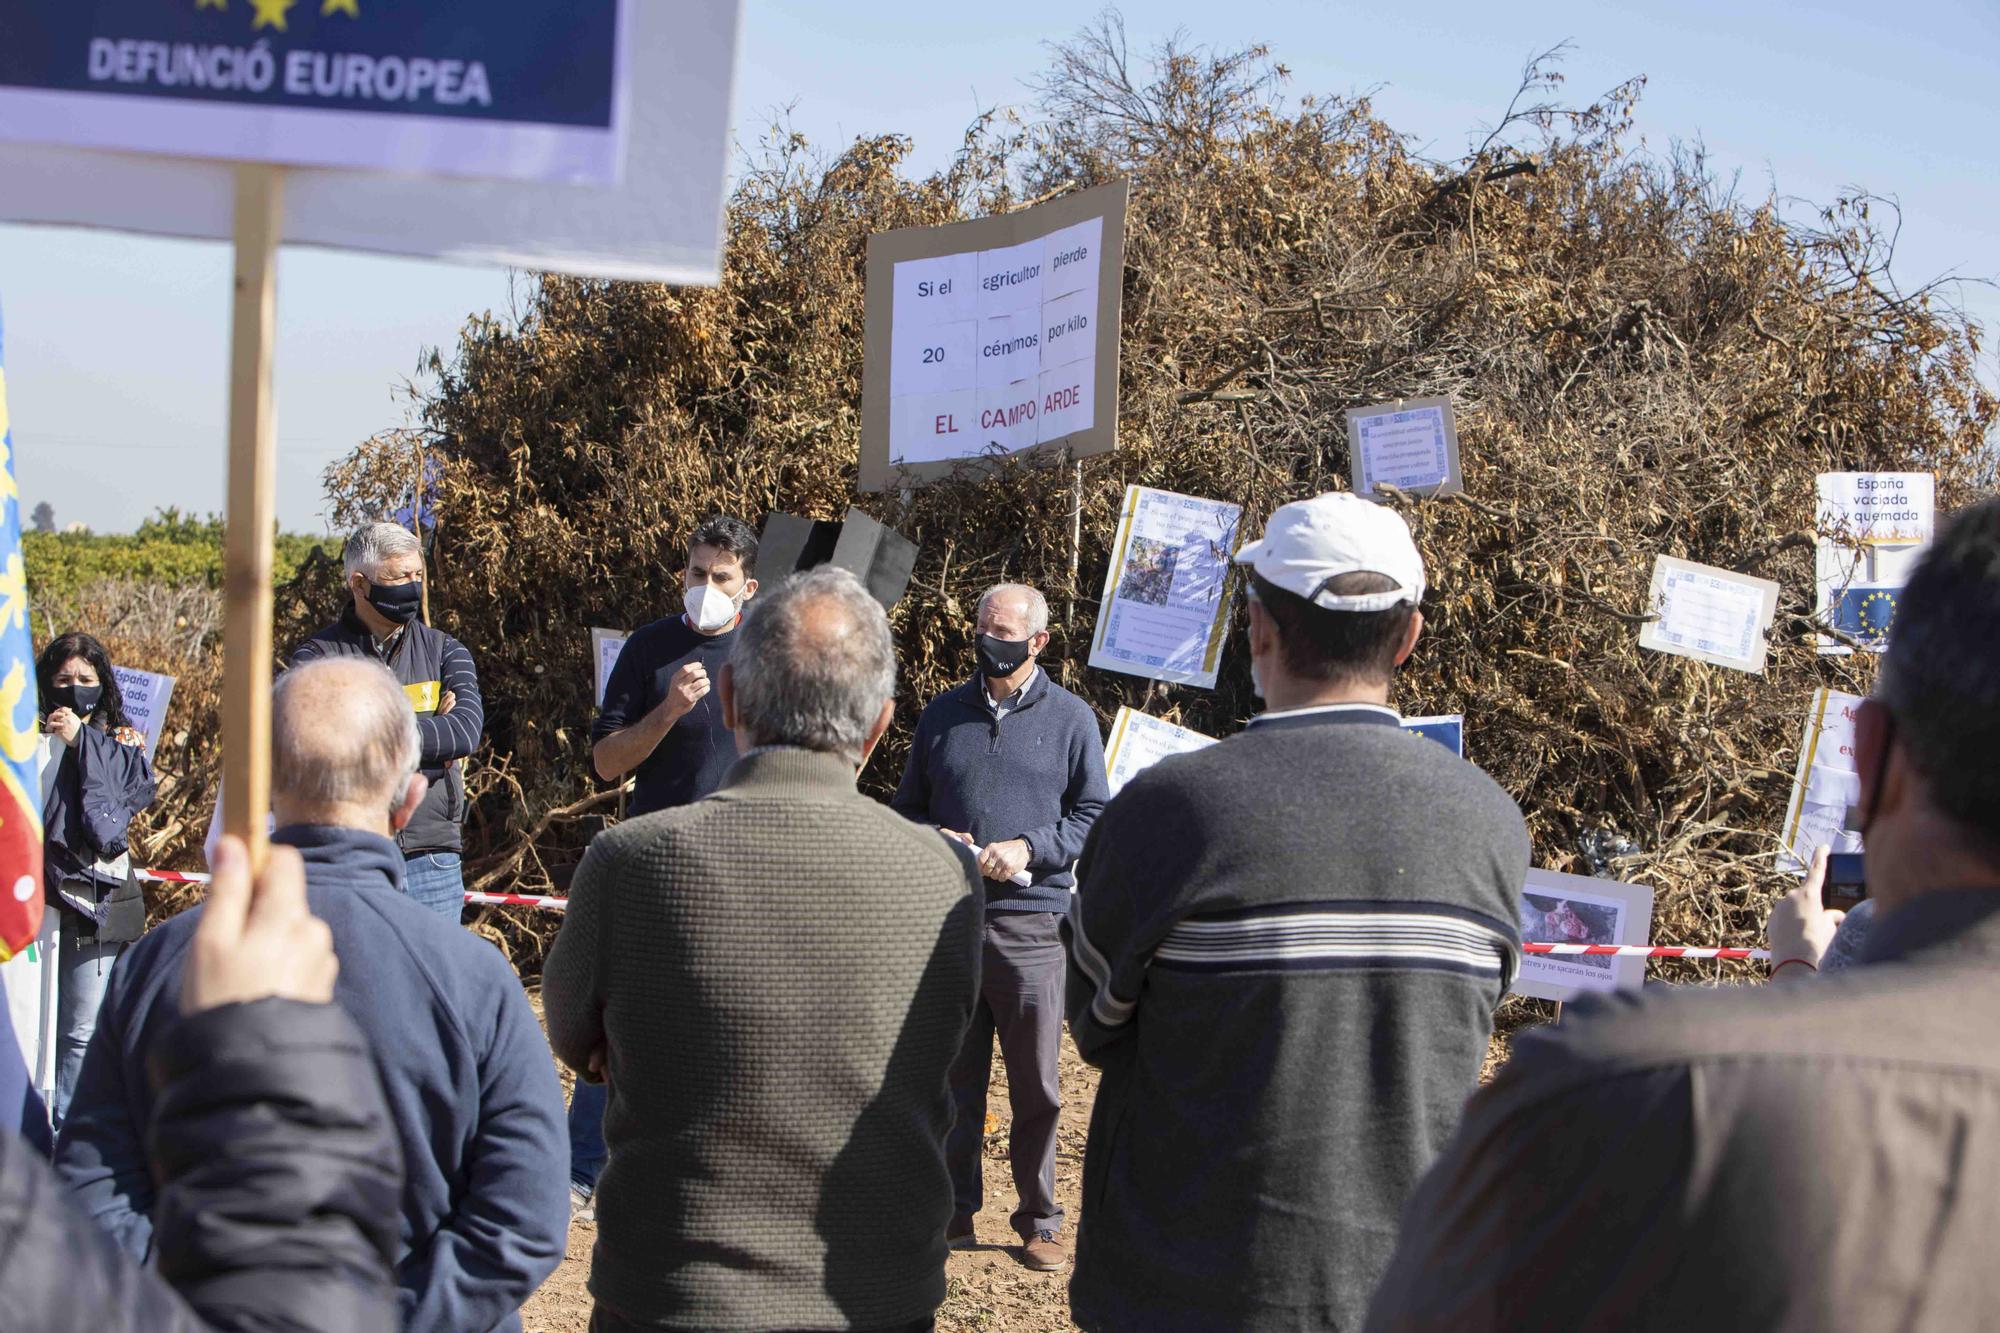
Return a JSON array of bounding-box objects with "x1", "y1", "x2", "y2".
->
[
  {"x1": 54, "y1": 918, "x2": 123, "y2": 1131},
  {"x1": 402, "y1": 852, "x2": 465, "y2": 921},
  {"x1": 569, "y1": 1078, "x2": 608, "y2": 1196}
]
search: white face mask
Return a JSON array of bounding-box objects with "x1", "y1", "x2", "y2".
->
[{"x1": 684, "y1": 582, "x2": 740, "y2": 633}]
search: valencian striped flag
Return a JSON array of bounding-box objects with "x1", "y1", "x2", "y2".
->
[{"x1": 0, "y1": 304, "x2": 43, "y2": 959}]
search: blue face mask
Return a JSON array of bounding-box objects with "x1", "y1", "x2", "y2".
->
[{"x1": 366, "y1": 579, "x2": 424, "y2": 625}]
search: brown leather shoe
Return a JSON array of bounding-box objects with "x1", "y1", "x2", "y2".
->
[
  {"x1": 945, "y1": 1217, "x2": 976, "y2": 1250},
  {"x1": 1021, "y1": 1229, "x2": 1067, "y2": 1271}
]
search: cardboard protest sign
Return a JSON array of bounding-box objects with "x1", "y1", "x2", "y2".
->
[
  {"x1": 1103, "y1": 707, "x2": 1217, "y2": 798},
  {"x1": 0, "y1": 0, "x2": 740, "y2": 284},
  {"x1": 1346, "y1": 396, "x2": 1463, "y2": 499},
  {"x1": 1778, "y1": 688, "x2": 1866, "y2": 874},
  {"x1": 589, "y1": 628, "x2": 627, "y2": 710},
  {"x1": 1637, "y1": 556, "x2": 1781, "y2": 674},
  {"x1": 1813, "y1": 473, "x2": 1933, "y2": 655},
  {"x1": 1512, "y1": 867, "x2": 1654, "y2": 1003},
  {"x1": 1402, "y1": 714, "x2": 1464, "y2": 757},
  {"x1": 860, "y1": 180, "x2": 1128, "y2": 490},
  {"x1": 110, "y1": 665, "x2": 174, "y2": 762},
  {"x1": 1089, "y1": 486, "x2": 1242, "y2": 690}
]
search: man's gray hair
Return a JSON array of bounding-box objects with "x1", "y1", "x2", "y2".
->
[
  {"x1": 978, "y1": 582, "x2": 1049, "y2": 636},
  {"x1": 342, "y1": 520, "x2": 422, "y2": 583},
  {"x1": 730, "y1": 567, "x2": 897, "y2": 763},
  {"x1": 272, "y1": 658, "x2": 420, "y2": 811}
]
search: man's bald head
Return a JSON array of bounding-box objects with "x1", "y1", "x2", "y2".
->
[{"x1": 272, "y1": 657, "x2": 421, "y2": 826}]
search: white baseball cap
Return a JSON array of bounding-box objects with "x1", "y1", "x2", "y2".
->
[{"x1": 1232, "y1": 492, "x2": 1426, "y2": 612}]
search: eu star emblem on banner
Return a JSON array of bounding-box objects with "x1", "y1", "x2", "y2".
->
[
  {"x1": 1831, "y1": 585, "x2": 1900, "y2": 651},
  {"x1": 1402, "y1": 715, "x2": 1465, "y2": 757},
  {"x1": 0, "y1": 306, "x2": 45, "y2": 961}
]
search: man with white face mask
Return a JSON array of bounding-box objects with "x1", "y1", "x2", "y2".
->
[{"x1": 570, "y1": 514, "x2": 760, "y2": 1216}]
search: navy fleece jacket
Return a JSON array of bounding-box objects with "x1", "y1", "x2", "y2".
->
[
  {"x1": 56, "y1": 824, "x2": 569, "y2": 1333},
  {"x1": 891, "y1": 671, "x2": 1108, "y2": 911}
]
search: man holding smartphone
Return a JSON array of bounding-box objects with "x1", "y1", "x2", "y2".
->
[{"x1": 1369, "y1": 496, "x2": 2000, "y2": 1332}]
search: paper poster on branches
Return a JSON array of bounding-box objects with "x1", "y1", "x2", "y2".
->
[
  {"x1": 1813, "y1": 472, "x2": 1933, "y2": 654},
  {"x1": 1088, "y1": 486, "x2": 1241, "y2": 689}
]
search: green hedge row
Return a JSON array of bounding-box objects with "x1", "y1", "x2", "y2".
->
[{"x1": 25, "y1": 509, "x2": 329, "y2": 607}]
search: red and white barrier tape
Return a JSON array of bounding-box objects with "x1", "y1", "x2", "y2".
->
[
  {"x1": 137, "y1": 874, "x2": 1760, "y2": 944},
  {"x1": 1525, "y1": 942, "x2": 1769, "y2": 961},
  {"x1": 463, "y1": 891, "x2": 568, "y2": 911},
  {"x1": 140, "y1": 870, "x2": 570, "y2": 913}
]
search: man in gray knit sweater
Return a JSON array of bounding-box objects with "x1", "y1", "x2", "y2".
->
[
  {"x1": 544, "y1": 567, "x2": 983, "y2": 1333},
  {"x1": 1065, "y1": 494, "x2": 1529, "y2": 1333}
]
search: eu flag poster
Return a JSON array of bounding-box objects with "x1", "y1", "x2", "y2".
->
[
  {"x1": 1831, "y1": 585, "x2": 1901, "y2": 651},
  {"x1": 0, "y1": 305, "x2": 43, "y2": 960}
]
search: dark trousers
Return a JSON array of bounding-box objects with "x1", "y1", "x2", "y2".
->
[{"x1": 946, "y1": 908, "x2": 1065, "y2": 1239}]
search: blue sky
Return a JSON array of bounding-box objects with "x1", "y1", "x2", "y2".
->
[{"x1": 3, "y1": 0, "x2": 1994, "y2": 533}]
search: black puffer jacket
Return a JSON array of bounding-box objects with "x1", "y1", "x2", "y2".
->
[{"x1": 3, "y1": 998, "x2": 402, "y2": 1331}]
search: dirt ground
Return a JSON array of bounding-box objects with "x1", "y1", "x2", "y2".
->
[{"x1": 520, "y1": 1035, "x2": 1098, "y2": 1333}]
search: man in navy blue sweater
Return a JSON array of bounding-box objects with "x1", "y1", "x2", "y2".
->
[
  {"x1": 569, "y1": 512, "x2": 762, "y2": 1219},
  {"x1": 56, "y1": 657, "x2": 569, "y2": 1333},
  {"x1": 893, "y1": 582, "x2": 1108, "y2": 1273}
]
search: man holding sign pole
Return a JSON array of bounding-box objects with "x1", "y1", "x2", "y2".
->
[{"x1": 893, "y1": 583, "x2": 1107, "y2": 1273}]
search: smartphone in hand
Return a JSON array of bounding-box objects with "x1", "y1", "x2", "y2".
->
[{"x1": 1823, "y1": 851, "x2": 1867, "y2": 908}]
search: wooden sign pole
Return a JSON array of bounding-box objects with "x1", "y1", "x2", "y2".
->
[
  {"x1": 219, "y1": 164, "x2": 285, "y2": 869},
  {"x1": 414, "y1": 440, "x2": 431, "y2": 623}
]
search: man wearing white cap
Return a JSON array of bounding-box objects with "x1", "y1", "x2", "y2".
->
[{"x1": 1063, "y1": 492, "x2": 1530, "y2": 1333}]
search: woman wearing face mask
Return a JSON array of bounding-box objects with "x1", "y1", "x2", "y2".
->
[{"x1": 35, "y1": 632, "x2": 157, "y2": 1127}]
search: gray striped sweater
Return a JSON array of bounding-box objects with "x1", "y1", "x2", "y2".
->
[{"x1": 1064, "y1": 703, "x2": 1528, "y2": 1333}]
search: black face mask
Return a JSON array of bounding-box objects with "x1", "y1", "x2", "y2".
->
[
  {"x1": 365, "y1": 579, "x2": 424, "y2": 625},
  {"x1": 975, "y1": 633, "x2": 1034, "y2": 679},
  {"x1": 48, "y1": 683, "x2": 103, "y2": 717}
]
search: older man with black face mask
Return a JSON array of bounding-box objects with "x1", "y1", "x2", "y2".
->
[
  {"x1": 290, "y1": 520, "x2": 483, "y2": 921},
  {"x1": 892, "y1": 582, "x2": 1108, "y2": 1274}
]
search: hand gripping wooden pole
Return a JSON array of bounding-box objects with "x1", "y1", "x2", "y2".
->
[{"x1": 220, "y1": 164, "x2": 284, "y2": 870}]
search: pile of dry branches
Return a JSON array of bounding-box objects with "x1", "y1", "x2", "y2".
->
[{"x1": 266, "y1": 26, "x2": 1991, "y2": 980}]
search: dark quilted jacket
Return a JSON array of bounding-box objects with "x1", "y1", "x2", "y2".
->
[{"x1": 0, "y1": 998, "x2": 402, "y2": 1331}]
